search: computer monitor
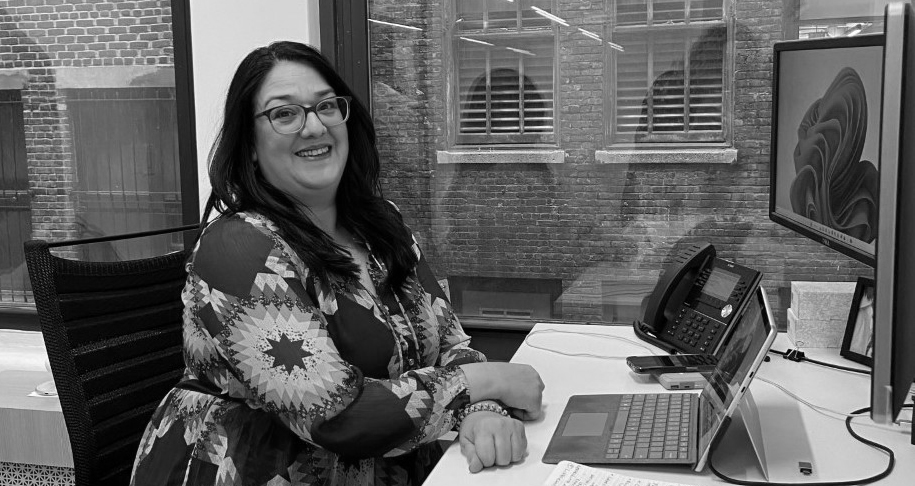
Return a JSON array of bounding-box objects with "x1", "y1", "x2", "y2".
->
[
  {"x1": 769, "y1": 34, "x2": 883, "y2": 267},
  {"x1": 872, "y1": 0, "x2": 915, "y2": 432},
  {"x1": 770, "y1": 1, "x2": 915, "y2": 440}
]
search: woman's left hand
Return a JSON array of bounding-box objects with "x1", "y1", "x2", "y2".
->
[{"x1": 458, "y1": 411, "x2": 527, "y2": 473}]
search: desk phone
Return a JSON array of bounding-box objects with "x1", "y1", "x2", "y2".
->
[{"x1": 634, "y1": 242, "x2": 762, "y2": 355}]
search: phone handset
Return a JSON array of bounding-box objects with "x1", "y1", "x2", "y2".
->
[{"x1": 634, "y1": 242, "x2": 716, "y2": 354}]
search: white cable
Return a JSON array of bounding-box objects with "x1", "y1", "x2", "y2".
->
[
  {"x1": 525, "y1": 329, "x2": 911, "y2": 432},
  {"x1": 523, "y1": 328, "x2": 661, "y2": 359},
  {"x1": 756, "y1": 376, "x2": 906, "y2": 432}
]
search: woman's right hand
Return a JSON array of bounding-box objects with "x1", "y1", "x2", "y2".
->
[
  {"x1": 459, "y1": 363, "x2": 544, "y2": 420},
  {"x1": 458, "y1": 411, "x2": 527, "y2": 473}
]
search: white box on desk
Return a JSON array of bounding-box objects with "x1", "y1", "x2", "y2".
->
[
  {"x1": 788, "y1": 281, "x2": 856, "y2": 348},
  {"x1": 790, "y1": 281, "x2": 856, "y2": 320},
  {"x1": 786, "y1": 306, "x2": 846, "y2": 348}
]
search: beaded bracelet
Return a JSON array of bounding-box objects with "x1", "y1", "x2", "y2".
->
[{"x1": 455, "y1": 400, "x2": 509, "y2": 431}]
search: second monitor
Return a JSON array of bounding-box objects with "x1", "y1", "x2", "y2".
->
[{"x1": 769, "y1": 33, "x2": 883, "y2": 267}]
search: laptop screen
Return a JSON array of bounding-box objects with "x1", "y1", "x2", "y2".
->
[{"x1": 696, "y1": 287, "x2": 775, "y2": 462}]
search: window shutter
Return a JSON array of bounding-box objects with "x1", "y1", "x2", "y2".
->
[
  {"x1": 457, "y1": 36, "x2": 554, "y2": 141},
  {"x1": 453, "y1": 1, "x2": 556, "y2": 144},
  {"x1": 616, "y1": 0, "x2": 648, "y2": 26},
  {"x1": 613, "y1": 27, "x2": 725, "y2": 142},
  {"x1": 612, "y1": 0, "x2": 726, "y2": 143},
  {"x1": 688, "y1": 28, "x2": 725, "y2": 133},
  {"x1": 458, "y1": 44, "x2": 489, "y2": 135},
  {"x1": 650, "y1": 31, "x2": 689, "y2": 133},
  {"x1": 614, "y1": 32, "x2": 650, "y2": 135}
]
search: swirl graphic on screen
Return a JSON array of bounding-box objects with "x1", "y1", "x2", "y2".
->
[{"x1": 790, "y1": 67, "x2": 878, "y2": 243}]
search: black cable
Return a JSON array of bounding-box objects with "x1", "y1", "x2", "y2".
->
[
  {"x1": 768, "y1": 348, "x2": 870, "y2": 375},
  {"x1": 803, "y1": 356, "x2": 871, "y2": 374},
  {"x1": 707, "y1": 405, "x2": 913, "y2": 485}
]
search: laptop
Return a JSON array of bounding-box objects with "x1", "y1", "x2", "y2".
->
[{"x1": 543, "y1": 285, "x2": 777, "y2": 472}]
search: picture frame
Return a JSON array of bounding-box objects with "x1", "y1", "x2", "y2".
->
[{"x1": 840, "y1": 276, "x2": 876, "y2": 367}]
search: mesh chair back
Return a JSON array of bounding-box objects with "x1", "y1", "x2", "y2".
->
[{"x1": 24, "y1": 239, "x2": 191, "y2": 486}]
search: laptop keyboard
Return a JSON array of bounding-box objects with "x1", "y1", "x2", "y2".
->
[{"x1": 605, "y1": 393, "x2": 692, "y2": 460}]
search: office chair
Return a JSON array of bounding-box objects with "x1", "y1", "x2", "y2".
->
[{"x1": 23, "y1": 225, "x2": 197, "y2": 486}]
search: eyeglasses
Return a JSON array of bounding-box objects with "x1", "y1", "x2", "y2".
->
[{"x1": 255, "y1": 96, "x2": 352, "y2": 134}]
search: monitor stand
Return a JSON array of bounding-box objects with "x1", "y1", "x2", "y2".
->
[{"x1": 712, "y1": 389, "x2": 817, "y2": 481}]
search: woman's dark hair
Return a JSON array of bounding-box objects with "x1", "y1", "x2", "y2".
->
[{"x1": 208, "y1": 41, "x2": 417, "y2": 290}]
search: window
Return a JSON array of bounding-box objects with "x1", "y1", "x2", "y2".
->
[
  {"x1": 66, "y1": 87, "x2": 183, "y2": 261},
  {"x1": 0, "y1": 1, "x2": 193, "y2": 321},
  {"x1": 795, "y1": 0, "x2": 884, "y2": 38},
  {"x1": 0, "y1": 89, "x2": 30, "y2": 305},
  {"x1": 611, "y1": 0, "x2": 729, "y2": 144},
  {"x1": 451, "y1": 0, "x2": 556, "y2": 145}
]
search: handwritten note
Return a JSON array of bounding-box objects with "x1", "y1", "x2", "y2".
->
[{"x1": 544, "y1": 461, "x2": 697, "y2": 486}]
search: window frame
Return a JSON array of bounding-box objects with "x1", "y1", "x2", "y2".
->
[
  {"x1": 605, "y1": 0, "x2": 736, "y2": 149},
  {"x1": 320, "y1": 0, "x2": 372, "y2": 110},
  {"x1": 172, "y1": 0, "x2": 201, "y2": 247},
  {"x1": 444, "y1": 0, "x2": 561, "y2": 148}
]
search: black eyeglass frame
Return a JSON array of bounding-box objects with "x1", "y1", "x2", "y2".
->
[{"x1": 255, "y1": 95, "x2": 352, "y2": 134}]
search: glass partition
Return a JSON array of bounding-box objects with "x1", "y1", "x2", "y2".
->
[
  {"x1": 0, "y1": 0, "x2": 186, "y2": 312},
  {"x1": 367, "y1": 0, "x2": 881, "y2": 330}
]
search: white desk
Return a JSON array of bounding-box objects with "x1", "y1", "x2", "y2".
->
[
  {"x1": 426, "y1": 323, "x2": 914, "y2": 486},
  {"x1": 0, "y1": 370, "x2": 72, "y2": 467},
  {"x1": 0, "y1": 330, "x2": 74, "y2": 485}
]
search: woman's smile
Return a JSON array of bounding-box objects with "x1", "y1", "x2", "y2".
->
[{"x1": 295, "y1": 145, "x2": 332, "y2": 158}]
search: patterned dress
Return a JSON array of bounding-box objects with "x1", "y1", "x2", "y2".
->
[{"x1": 130, "y1": 211, "x2": 485, "y2": 486}]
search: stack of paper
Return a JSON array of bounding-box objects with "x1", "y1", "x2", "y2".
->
[{"x1": 544, "y1": 461, "x2": 697, "y2": 486}]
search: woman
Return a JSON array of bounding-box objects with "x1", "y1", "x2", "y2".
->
[{"x1": 130, "y1": 41, "x2": 543, "y2": 486}]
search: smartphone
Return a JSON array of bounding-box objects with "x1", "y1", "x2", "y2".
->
[{"x1": 625, "y1": 354, "x2": 718, "y2": 374}]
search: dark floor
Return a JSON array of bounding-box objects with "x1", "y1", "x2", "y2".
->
[{"x1": 464, "y1": 327, "x2": 527, "y2": 362}]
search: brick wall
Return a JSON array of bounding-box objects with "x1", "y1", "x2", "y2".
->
[
  {"x1": 371, "y1": 0, "x2": 443, "y2": 252},
  {"x1": 369, "y1": 0, "x2": 873, "y2": 329},
  {"x1": 0, "y1": 0, "x2": 173, "y2": 244}
]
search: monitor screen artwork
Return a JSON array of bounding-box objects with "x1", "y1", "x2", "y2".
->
[{"x1": 769, "y1": 34, "x2": 884, "y2": 267}]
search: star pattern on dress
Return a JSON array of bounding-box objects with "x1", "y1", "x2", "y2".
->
[
  {"x1": 133, "y1": 211, "x2": 490, "y2": 486},
  {"x1": 264, "y1": 334, "x2": 313, "y2": 373}
]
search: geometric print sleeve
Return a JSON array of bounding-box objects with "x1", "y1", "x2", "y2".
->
[
  {"x1": 185, "y1": 215, "x2": 471, "y2": 459},
  {"x1": 411, "y1": 241, "x2": 487, "y2": 369}
]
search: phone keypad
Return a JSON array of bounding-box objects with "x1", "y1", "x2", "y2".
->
[{"x1": 664, "y1": 308, "x2": 722, "y2": 353}]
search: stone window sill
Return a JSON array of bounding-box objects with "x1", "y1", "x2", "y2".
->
[
  {"x1": 595, "y1": 148, "x2": 738, "y2": 165},
  {"x1": 436, "y1": 149, "x2": 565, "y2": 165}
]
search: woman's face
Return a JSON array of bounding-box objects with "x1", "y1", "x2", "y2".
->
[{"x1": 253, "y1": 61, "x2": 349, "y2": 206}]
